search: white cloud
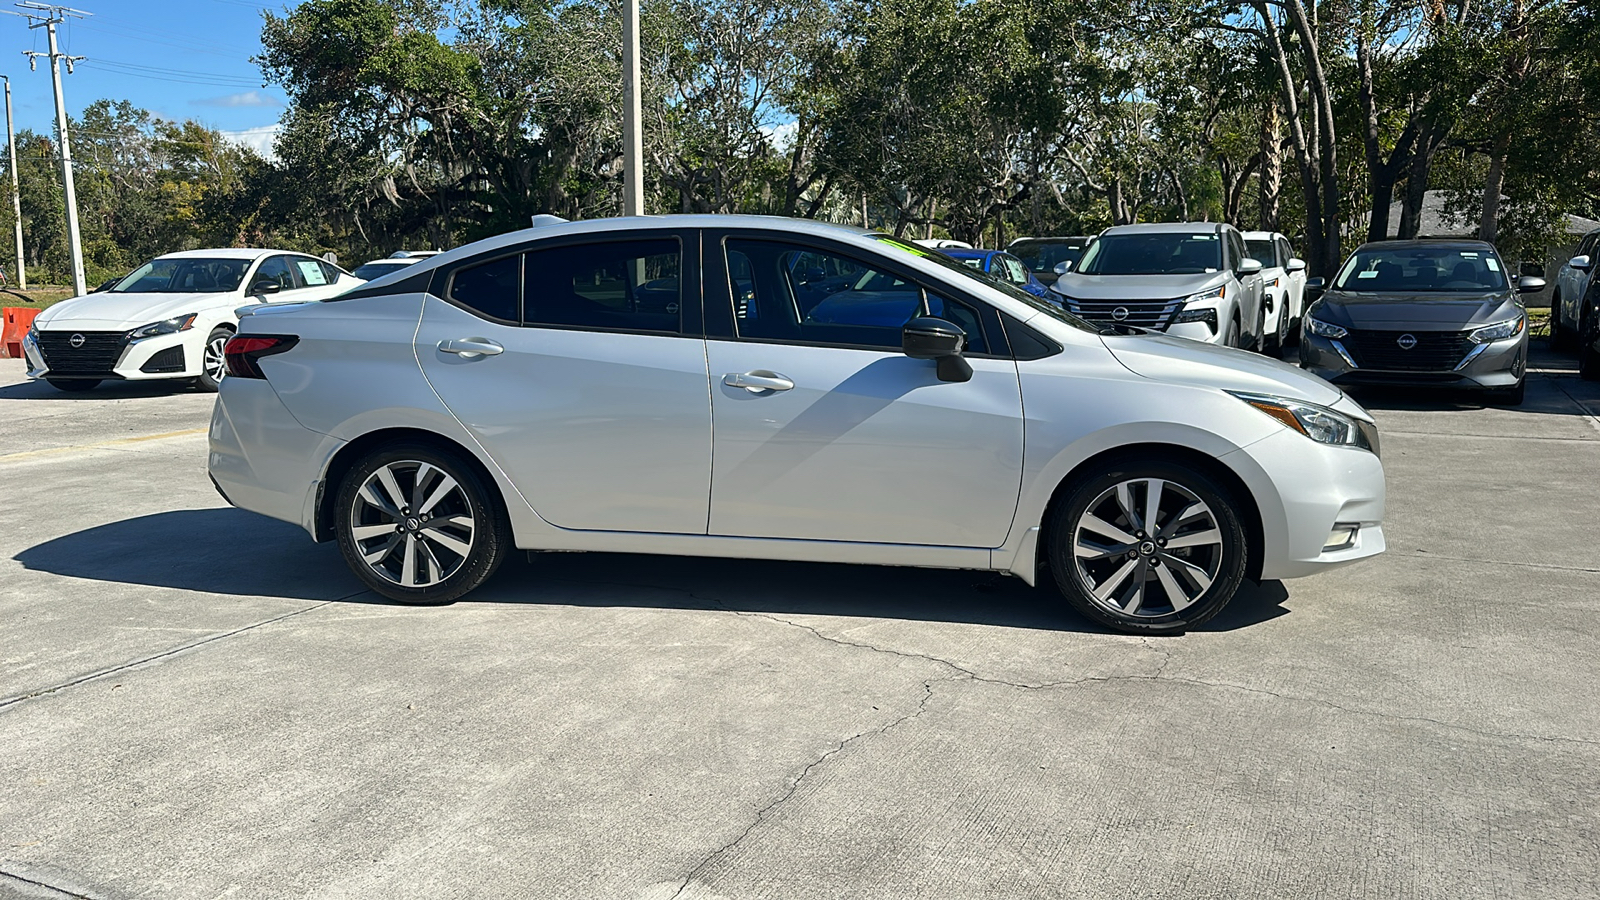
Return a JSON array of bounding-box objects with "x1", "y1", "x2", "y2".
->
[
  {"x1": 195, "y1": 91, "x2": 283, "y2": 109},
  {"x1": 760, "y1": 120, "x2": 799, "y2": 153},
  {"x1": 220, "y1": 124, "x2": 281, "y2": 160}
]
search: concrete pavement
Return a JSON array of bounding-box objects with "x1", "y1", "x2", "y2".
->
[{"x1": 1, "y1": 349, "x2": 1597, "y2": 899}]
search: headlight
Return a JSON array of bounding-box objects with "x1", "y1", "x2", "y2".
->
[
  {"x1": 1182, "y1": 285, "x2": 1225, "y2": 306},
  {"x1": 1467, "y1": 314, "x2": 1525, "y2": 344},
  {"x1": 1228, "y1": 391, "x2": 1375, "y2": 452},
  {"x1": 1306, "y1": 316, "x2": 1347, "y2": 339},
  {"x1": 127, "y1": 314, "x2": 197, "y2": 341}
]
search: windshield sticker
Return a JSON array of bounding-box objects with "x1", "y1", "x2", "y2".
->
[
  {"x1": 1357, "y1": 270, "x2": 1379, "y2": 279},
  {"x1": 1485, "y1": 258, "x2": 1501, "y2": 272},
  {"x1": 1191, "y1": 235, "x2": 1216, "y2": 241},
  {"x1": 1205, "y1": 267, "x2": 1218, "y2": 273},
  {"x1": 1460, "y1": 252, "x2": 1479, "y2": 258}
]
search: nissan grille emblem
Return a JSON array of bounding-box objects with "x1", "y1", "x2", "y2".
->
[
  {"x1": 69, "y1": 333, "x2": 85, "y2": 349},
  {"x1": 1396, "y1": 333, "x2": 1418, "y2": 350},
  {"x1": 1112, "y1": 307, "x2": 1130, "y2": 321}
]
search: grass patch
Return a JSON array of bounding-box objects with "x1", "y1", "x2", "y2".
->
[
  {"x1": 1527, "y1": 306, "x2": 1551, "y2": 341},
  {"x1": 0, "y1": 286, "x2": 77, "y2": 309}
]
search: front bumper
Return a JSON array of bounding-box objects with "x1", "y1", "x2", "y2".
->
[
  {"x1": 1224, "y1": 425, "x2": 1387, "y2": 580},
  {"x1": 1299, "y1": 329, "x2": 1526, "y2": 389},
  {"x1": 24, "y1": 327, "x2": 206, "y2": 382}
]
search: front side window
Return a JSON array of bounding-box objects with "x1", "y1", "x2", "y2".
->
[
  {"x1": 252, "y1": 256, "x2": 296, "y2": 292},
  {"x1": 523, "y1": 238, "x2": 681, "y2": 333},
  {"x1": 1334, "y1": 246, "x2": 1510, "y2": 293},
  {"x1": 113, "y1": 257, "x2": 249, "y2": 294},
  {"x1": 449, "y1": 255, "x2": 521, "y2": 322},
  {"x1": 728, "y1": 239, "x2": 918, "y2": 349},
  {"x1": 1077, "y1": 232, "x2": 1223, "y2": 275},
  {"x1": 1246, "y1": 239, "x2": 1277, "y2": 269},
  {"x1": 1000, "y1": 255, "x2": 1029, "y2": 285},
  {"x1": 872, "y1": 234, "x2": 1099, "y2": 334}
]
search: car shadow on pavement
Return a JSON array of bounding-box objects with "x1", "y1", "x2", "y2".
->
[
  {"x1": 456, "y1": 549, "x2": 1292, "y2": 634},
  {"x1": 14, "y1": 508, "x2": 1291, "y2": 633},
  {"x1": 0, "y1": 379, "x2": 203, "y2": 400},
  {"x1": 14, "y1": 508, "x2": 361, "y2": 602}
]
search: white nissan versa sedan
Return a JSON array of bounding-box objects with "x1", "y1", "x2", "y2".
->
[
  {"x1": 23, "y1": 248, "x2": 362, "y2": 392},
  {"x1": 209, "y1": 216, "x2": 1386, "y2": 634}
]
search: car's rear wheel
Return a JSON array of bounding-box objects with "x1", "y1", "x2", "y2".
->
[
  {"x1": 46, "y1": 378, "x2": 99, "y2": 393},
  {"x1": 1549, "y1": 292, "x2": 1567, "y2": 348},
  {"x1": 195, "y1": 326, "x2": 232, "y2": 393},
  {"x1": 1581, "y1": 325, "x2": 1600, "y2": 381},
  {"x1": 1047, "y1": 459, "x2": 1248, "y2": 635},
  {"x1": 335, "y1": 442, "x2": 510, "y2": 604},
  {"x1": 1263, "y1": 294, "x2": 1289, "y2": 356}
]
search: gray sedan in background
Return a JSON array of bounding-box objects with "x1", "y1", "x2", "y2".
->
[{"x1": 1299, "y1": 239, "x2": 1542, "y2": 405}]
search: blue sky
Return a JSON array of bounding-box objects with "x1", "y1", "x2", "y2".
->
[{"x1": 1, "y1": 0, "x2": 298, "y2": 156}]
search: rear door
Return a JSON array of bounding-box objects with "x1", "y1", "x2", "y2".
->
[
  {"x1": 414, "y1": 230, "x2": 713, "y2": 534},
  {"x1": 701, "y1": 231, "x2": 1024, "y2": 548}
]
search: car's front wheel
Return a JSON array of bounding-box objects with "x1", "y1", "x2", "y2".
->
[
  {"x1": 1047, "y1": 458, "x2": 1249, "y2": 635},
  {"x1": 195, "y1": 326, "x2": 232, "y2": 392},
  {"x1": 335, "y1": 442, "x2": 510, "y2": 604}
]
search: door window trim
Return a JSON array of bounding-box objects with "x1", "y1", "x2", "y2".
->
[{"x1": 703, "y1": 230, "x2": 1013, "y2": 359}]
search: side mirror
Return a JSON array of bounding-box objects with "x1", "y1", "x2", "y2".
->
[
  {"x1": 1286, "y1": 257, "x2": 1307, "y2": 273},
  {"x1": 902, "y1": 316, "x2": 972, "y2": 383},
  {"x1": 249, "y1": 280, "x2": 282, "y2": 296},
  {"x1": 1053, "y1": 261, "x2": 1073, "y2": 276},
  {"x1": 1239, "y1": 258, "x2": 1264, "y2": 276},
  {"x1": 1570, "y1": 255, "x2": 1592, "y2": 272},
  {"x1": 1518, "y1": 276, "x2": 1547, "y2": 294},
  {"x1": 1305, "y1": 277, "x2": 1326, "y2": 295}
]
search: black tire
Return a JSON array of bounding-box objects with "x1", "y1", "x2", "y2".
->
[
  {"x1": 335, "y1": 441, "x2": 510, "y2": 604},
  {"x1": 1550, "y1": 292, "x2": 1567, "y2": 348},
  {"x1": 47, "y1": 378, "x2": 100, "y2": 392},
  {"x1": 1223, "y1": 313, "x2": 1241, "y2": 349},
  {"x1": 1263, "y1": 294, "x2": 1289, "y2": 356},
  {"x1": 1046, "y1": 457, "x2": 1249, "y2": 635},
  {"x1": 1485, "y1": 380, "x2": 1525, "y2": 406},
  {"x1": 1581, "y1": 331, "x2": 1600, "y2": 381},
  {"x1": 194, "y1": 326, "x2": 232, "y2": 393}
]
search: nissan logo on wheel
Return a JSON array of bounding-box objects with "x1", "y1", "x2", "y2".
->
[
  {"x1": 1396, "y1": 333, "x2": 1418, "y2": 350},
  {"x1": 69, "y1": 333, "x2": 85, "y2": 348}
]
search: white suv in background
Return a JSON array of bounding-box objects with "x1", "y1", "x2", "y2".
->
[
  {"x1": 1243, "y1": 231, "x2": 1308, "y2": 354},
  {"x1": 1551, "y1": 228, "x2": 1599, "y2": 349}
]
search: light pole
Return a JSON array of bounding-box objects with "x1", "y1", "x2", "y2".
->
[
  {"x1": 621, "y1": 0, "x2": 642, "y2": 217},
  {"x1": 1, "y1": 75, "x2": 23, "y2": 289}
]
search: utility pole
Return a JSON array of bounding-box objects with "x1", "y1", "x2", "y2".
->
[
  {"x1": 1, "y1": 75, "x2": 23, "y2": 289},
  {"x1": 17, "y1": 3, "x2": 87, "y2": 296},
  {"x1": 621, "y1": 0, "x2": 642, "y2": 217}
]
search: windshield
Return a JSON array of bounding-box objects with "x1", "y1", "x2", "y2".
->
[
  {"x1": 873, "y1": 235, "x2": 1097, "y2": 333},
  {"x1": 1334, "y1": 246, "x2": 1509, "y2": 293},
  {"x1": 1009, "y1": 239, "x2": 1084, "y2": 273},
  {"x1": 353, "y1": 261, "x2": 413, "y2": 280},
  {"x1": 112, "y1": 258, "x2": 249, "y2": 293},
  {"x1": 1245, "y1": 239, "x2": 1276, "y2": 268},
  {"x1": 1077, "y1": 232, "x2": 1222, "y2": 276}
]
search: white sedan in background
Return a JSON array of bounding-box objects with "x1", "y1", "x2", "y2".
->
[
  {"x1": 23, "y1": 248, "x2": 362, "y2": 392},
  {"x1": 1243, "y1": 230, "x2": 1309, "y2": 354}
]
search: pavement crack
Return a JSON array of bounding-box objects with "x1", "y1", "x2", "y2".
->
[
  {"x1": 1403, "y1": 550, "x2": 1600, "y2": 574},
  {"x1": 0, "y1": 593, "x2": 364, "y2": 712},
  {"x1": 0, "y1": 868, "x2": 100, "y2": 899},
  {"x1": 666, "y1": 679, "x2": 944, "y2": 900}
]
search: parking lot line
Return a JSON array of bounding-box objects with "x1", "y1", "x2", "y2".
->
[{"x1": 0, "y1": 427, "x2": 207, "y2": 465}]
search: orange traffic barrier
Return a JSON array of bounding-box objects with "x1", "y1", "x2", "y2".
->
[{"x1": 1, "y1": 307, "x2": 40, "y2": 359}]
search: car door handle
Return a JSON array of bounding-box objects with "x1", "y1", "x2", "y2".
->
[
  {"x1": 723, "y1": 370, "x2": 794, "y2": 392},
  {"x1": 438, "y1": 338, "x2": 504, "y2": 359}
]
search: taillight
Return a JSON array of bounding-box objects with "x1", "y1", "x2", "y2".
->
[{"x1": 224, "y1": 335, "x2": 299, "y2": 379}]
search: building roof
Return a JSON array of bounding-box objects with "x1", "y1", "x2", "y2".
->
[{"x1": 1376, "y1": 191, "x2": 1600, "y2": 240}]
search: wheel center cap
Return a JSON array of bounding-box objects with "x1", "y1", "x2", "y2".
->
[
  {"x1": 405, "y1": 517, "x2": 421, "y2": 531},
  {"x1": 1139, "y1": 540, "x2": 1157, "y2": 556}
]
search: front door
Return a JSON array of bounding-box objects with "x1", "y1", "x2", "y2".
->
[
  {"x1": 414, "y1": 232, "x2": 712, "y2": 535},
  {"x1": 704, "y1": 235, "x2": 1024, "y2": 548}
]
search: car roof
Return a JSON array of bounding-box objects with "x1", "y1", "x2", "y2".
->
[
  {"x1": 1008, "y1": 236, "x2": 1088, "y2": 245},
  {"x1": 1101, "y1": 222, "x2": 1229, "y2": 236},
  {"x1": 1354, "y1": 238, "x2": 1498, "y2": 253},
  {"x1": 1241, "y1": 231, "x2": 1286, "y2": 241},
  {"x1": 154, "y1": 248, "x2": 291, "y2": 261}
]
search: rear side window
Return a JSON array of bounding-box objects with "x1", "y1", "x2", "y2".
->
[
  {"x1": 449, "y1": 255, "x2": 521, "y2": 322},
  {"x1": 294, "y1": 258, "x2": 330, "y2": 287},
  {"x1": 523, "y1": 239, "x2": 681, "y2": 333}
]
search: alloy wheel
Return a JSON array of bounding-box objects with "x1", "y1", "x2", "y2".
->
[
  {"x1": 204, "y1": 333, "x2": 229, "y2": 384},
  {"x1": 1071, "y1": 477, "x2": 1224, "y2": 618},
  {"x1": 349, "y1": 459, "x2": 477, "y2": 588}
]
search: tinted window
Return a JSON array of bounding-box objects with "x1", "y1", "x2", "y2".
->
[
  {"x1": 1245, "y1": 239, "x2": 1277, "y2": 268},
  {"x1": 252, "y1": 256, "x2": 295, "y2": 292},
  {"x1": 1334, "y1": 246, "x2": 1509, "y2": 293},
  {"x1": 449, "y1": 255, "x2": 521, "y2": 322},
  {"x1": 321, "y1": 261, "x2": 347, "y2": 284},
  {"x1": 728, "y1": 239, "x2": 916, "y2": 349},
  {"x1": 1227, "y1": 231, "x2": 1246, "y2": 271},
  {"x1": 352, "y1": 261, "x2": 412, "y2": 281},
  {"x1": 1009, "y1": 239, "x2": 1084, "y2": 273},
  {"x1": 523, "y1": 238, "x2": 680, "y2": 333},
  {"x1": 925, "y1": 292, "x2": 990, "y2": 354},
  {"x1": 1078, "y1": 232, "x2": 1222, "y2": 275}
]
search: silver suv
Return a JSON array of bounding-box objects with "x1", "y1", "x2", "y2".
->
[{"x1": 1050, "y1": 223, "x2": 1266, "y2": 349}]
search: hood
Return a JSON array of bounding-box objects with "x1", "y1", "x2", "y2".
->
[
  {"x1": 1052, "y1": 271, "x2": 1227, "y2": 302},
  {"x1": 1101, "y1": 331, "x2": 1344, "y2": 407},
  {"x1": 1312, "y1": 290, "x2": 1518, "y2": 331},
  {"x1": 36, "y1": 290, "x2": 241, "y2": 331}
]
